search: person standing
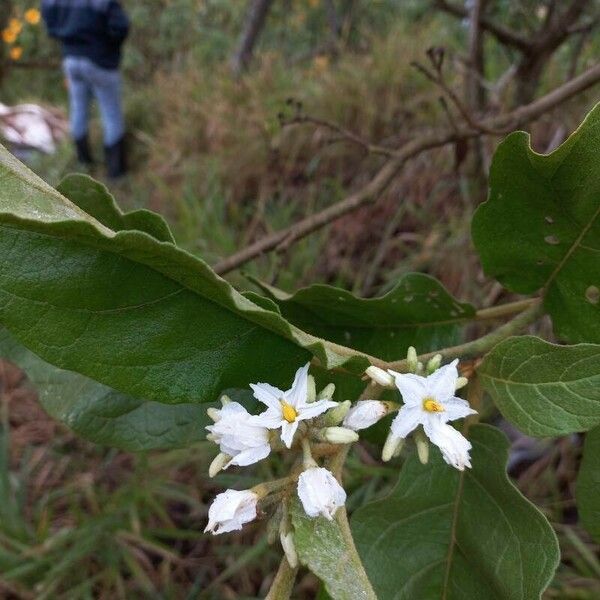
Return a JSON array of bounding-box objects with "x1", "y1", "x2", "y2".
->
[{"x1": 41, "y1": 0, "x2": 129, "y2": 178}]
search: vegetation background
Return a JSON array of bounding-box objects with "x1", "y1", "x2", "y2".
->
[{"x1": 0, "y1": 0, "x2": 599, "y2": 598}]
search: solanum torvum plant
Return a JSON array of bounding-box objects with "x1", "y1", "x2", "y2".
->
[{"x1": 0, "y1": 103, "x2": 599, "y2": 599}]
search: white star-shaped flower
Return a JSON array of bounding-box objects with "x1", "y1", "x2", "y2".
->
[
  {"x1": 206, "y1": 401, "x2": 271, "y2": 468},
  {"x1": 204, "y1": 489, "x2": 258, "y2": 535},
  {"x1": 297, "y1": 467, "x2": 346, "y2": 520},
  {"x1": 387, "y1": 359, "x2": 477, "y2": 470},
  {"x1": 249, "y1": 363, "x2": 337, "y2": 448}
]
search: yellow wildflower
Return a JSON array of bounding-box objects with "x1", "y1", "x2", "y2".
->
[
  {"x1": 10, "y1": 46, "x2": 23, "y2": 60},
  {"x1": 25, "y1": 8, "x2": 41, "y2": 25},
  {"x1": 2, "y1": 28, "x2": 17, "y2": 44},
  {"x1": 8, "y1": 18, "x2": 23, "y2": 35}
]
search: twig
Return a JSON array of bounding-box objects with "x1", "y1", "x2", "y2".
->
[
  {"x1": 387, "y1": 300, "x2": 544, "y2": 371},
  {"x1": 282, "y1": 114, "x2": 398, "y2": 157},
  {"x1": 213, "y1": 63, "x2": 600, "y2": 275}
]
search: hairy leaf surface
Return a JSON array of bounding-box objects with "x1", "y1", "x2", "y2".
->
[
  {"x1": 251, "y1": 274, "x2": 475, "y2": 360},
  {"x1": 352, "y1": 425, "x2": 559, "y2": 600},
  {"x1": 291, "y1": 500, "x2": 377, "y2": 600},
  {"x1": 472, "y1": 103, "x2": 600, "y2": 343},
  {"x1": 0, "y1": 147, "x2": 368, "y2": 405},
  {"x1": 0, "y1": 329, "x2": 211, "y2": 450},
  {"x1": 478, "y1": 336, "x2": 600, "y2": 436}
]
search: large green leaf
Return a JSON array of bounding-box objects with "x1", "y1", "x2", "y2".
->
[
  {"x1": 0, "y1": 146, "x2": 367, "y2": 405},
  {"x1": 472, "y1": 103, "x2": 600, "y2": 343},
  {"x1": 251, "y1": 274, "x2": 475, "y2": 360},
  {"x1": 0, "y1": 329, "x2": 211, "y2": 451},
  {"x1": 576, "y1": 426, "x2": 600, "y2": 543},
  {"x1": 352, "y1": 424, "x2": 559, "y2": 600},
  {"x1": 478, "y1": 336, "x2": 600, "y2": 437},
  {"x1": 290, "y1": 500, "x2": 377, "y2": 600}
]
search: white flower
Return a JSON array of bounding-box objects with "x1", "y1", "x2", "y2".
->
[
  {"x1": 250, "y1": 363, "x2": 337, "y2": 448},
  {"x1": 204, "y1": 489, "x2": 258, "y2": 535},
  {"x1": 343, "y1": 400, "x2": 389, "y2": 431},
  {"x1": 206, "y1": 402, "x2": 271, "y2": 467},
  {"x1": 297, "y1": 467, "x2": 346, "y2": 520},
  {"x1": 387, "y1": 359, "x2": 477, "y2": 470}
]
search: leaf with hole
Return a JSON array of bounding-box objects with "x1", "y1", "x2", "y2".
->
[
  {"x1": 351, "y1": 424, "x2": 559, "y2": 600},
  {"x1": 478, "y1": 336, "x2": 600, "y2": 436},
  {"x1": 472, "y1": 103, "x2": 600, "y2": 343}
]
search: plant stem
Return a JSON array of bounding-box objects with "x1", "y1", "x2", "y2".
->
[
  {"x1": 265, "y1": 557, "x2": 298, "y2": 600},
  {"x1": 474, "y1": 297, "x2": 537, "y2": 320},
  {"x1": 387, "y1": 300, "x2": 544, "y2": 371}
]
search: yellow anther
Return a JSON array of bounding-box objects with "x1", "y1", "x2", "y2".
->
[
  {"x1": 281, "y1": 400, "x2": 298, "y2": 423},
  {"x1": 423, "y1": 397, "x2": 445, "y2": 413}
]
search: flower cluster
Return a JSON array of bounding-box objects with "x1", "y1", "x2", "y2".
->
[
  {"x1": 203, "y1": 351, "x2": 476, "y2": 567},
  {"x1": 2, "y1": 9, "x2": 41, "y2": 61}
]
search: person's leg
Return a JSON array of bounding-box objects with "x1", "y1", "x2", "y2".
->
[
  {"x1": 88, "y1": 62, "x2": 127, "y2": 178},
  {"x1": 63, "y1": 57, "x2": 94, "y2": 164}
]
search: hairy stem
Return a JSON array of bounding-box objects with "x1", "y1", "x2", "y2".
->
[
  {"x1": 265, "y1": 557, "x2": 298, "y2": 600},
  {"x1": 387, "y1": 300, "x2": 544, "y2": 371},
  {"x1": 474, "y1": 297, "x2": 537, "y2": 320}
]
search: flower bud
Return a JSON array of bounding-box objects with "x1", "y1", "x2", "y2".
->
[
  {"x1": 343, "y1": 400, "x2": 389, "y2": 431},
  {"x1": 220, "y1": 394, "x2": 231, "y2": 406},
  {"x1": 297, "y1": 467, "x2": 346, "y2": 520},
  {"x1": 204, "y1": 489, "x2": 258, "y2": 535},
  {"x1": 407, "y1": 346, "x2": 418, "y2": 373},
  {"x1": 208, "y1": 452, "x2": 231, "y2": 478},
  {"x1": 414, "y1": 429, "x2": 429, "y2": 465},
  {"x1": 317, "y1": 383, "x2": 336, "y2": 400},
  {"x1": 280, "y1": 531, "x2": 298, "y2": 568},
  {"x1": 381, "y1": 432, "x2": 402, "y2": 462},
  {"x1": 426, "y1": 354, "x2": 442, "y2": 375},
  {"x1": 307, "y1": 375, "x2": 317, "y2": 403},
  {"x1": 365, "y1": 366, "x2": 395, "y2": 387},
  {"x1": 321, "y1": 400, "x2": 351, "y2": 426},
  {"x1": 455, "y1": 376, "x2": 469, "y2": 390},
  {"x1": 207, "y1": 407, "x2": 221, "y2": 422},
  {"x1": 319, "y1": 426, "x2": 359, "y2": 444}
]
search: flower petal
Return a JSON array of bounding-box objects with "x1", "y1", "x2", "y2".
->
[
  {"x1": 426, "y1": 359, "x2": 459, "y2": 401},
  {"x1": 250, "y1": 382, "x2": 284, "y2": 411},
  {"x1": 280, "y1": 420, "x2": 299, "y2": 448},
  {"x1": 388, "y1": 371, "x2": 427, "y2": 406},
  {"x1": 390, "y1": 405, "x2": 422, "y2": 439},
  {"x1": 226, "y1": 444, "x2": 271, "y2": 467},
  {"x1": 249, "y1": 409, "x2": 283, "y2": 429},
  {"x1": 441, "y1": 397, "x2": 477, "y2": 423},
  {"x1": 296, "y1": 399, "x2": 337, "y2": 421},
  {"x1": 423, "y1": 421, "x2": 472, "y2": 470},
  {"x1": 286, "y1": 363, "x2": 310, "y2": 408}
]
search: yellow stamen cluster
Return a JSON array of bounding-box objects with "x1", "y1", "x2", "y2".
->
[
  {"x1": 280, "y1": 399, "x2": 298, "y2": 423},
  {"x1": 423, "y1": 397, "x2": 445, "y2": 413}
]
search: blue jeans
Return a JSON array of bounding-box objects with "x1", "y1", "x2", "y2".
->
[{"x1": 63, "y1": 56, "x2": 125, "y2": 146}]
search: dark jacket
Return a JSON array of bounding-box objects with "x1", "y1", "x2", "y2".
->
[{"x1": 41, "y1": 0, "x2": 129, "y2": 70}]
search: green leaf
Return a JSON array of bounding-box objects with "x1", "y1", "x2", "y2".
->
[
  {"x1": 0, "y1": 147, "x2": 367, "y2": 405},
  {"x1": 0, "y1": 329, "x2": 211, "y2": 451},
  {"x1": 577, "y1": 426, "x2": 600, "y2": 543},
  {"x1": 57, "y1": 174, "x2": 175, "y2": 243},
  {"x1": 478, "y1": 336, "x2": 600, "y2": 436},
  {"x1": 352, "y1": 424, "x2": 559, "y2": 600},
  {"x1": 251, "y1": 274, "x2": 475, "y2": 360},
  {"x1": 472, "y1": 103, "x2": 600, "y2": 343},
  {"x1": 290, "y1": 500, "x2": 377, "y2": 600}
]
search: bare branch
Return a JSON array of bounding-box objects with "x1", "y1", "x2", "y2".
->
[
  {"x1": 213, "y1": 63, "x2": 600, "y2": 276},
  {"x1": 433, "y1": 0, "x2": 531, "y2": 52}
]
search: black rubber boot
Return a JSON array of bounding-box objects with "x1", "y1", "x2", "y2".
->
[
  {"x1": 74, "y1": 135, "x2": 94, "y2": 165},
  {"x1": 104, "y1": 135, "x2": 127, "y2": 179}
]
